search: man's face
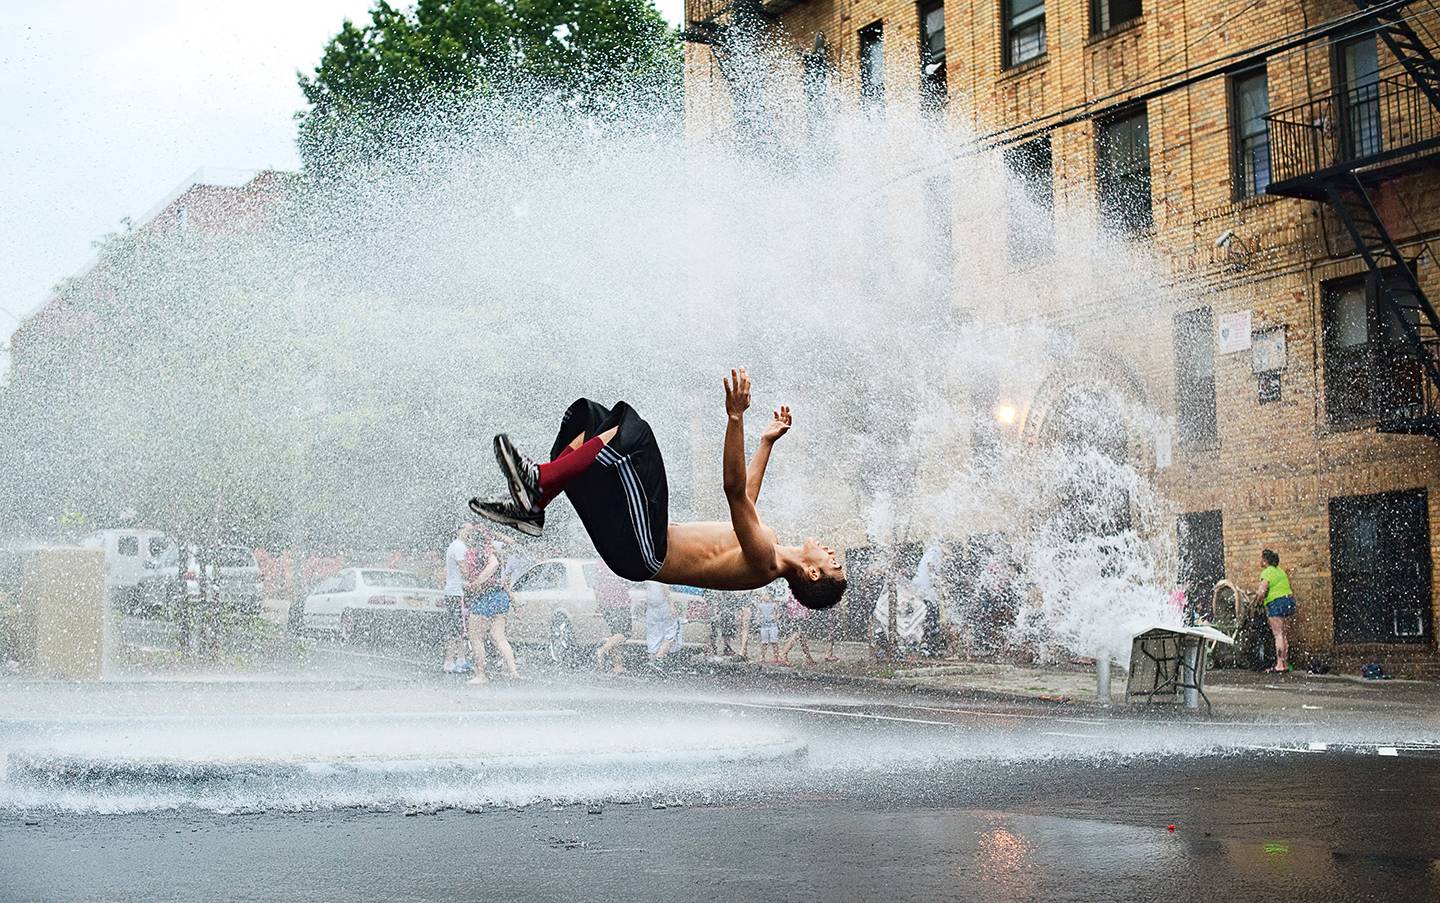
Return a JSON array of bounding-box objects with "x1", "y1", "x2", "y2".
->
[
  {"x1": 802, "y1": 536, "x2": 843, "y2": 580},
  {"x1": 458, "y1": 523, "x2": 477, "y2": 543}
]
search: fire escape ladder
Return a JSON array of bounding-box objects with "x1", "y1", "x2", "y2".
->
[
  {"x1": 1356, "y1": 0, "x2": 1440, "y2": 114},
  {"x1": 1324, "y1": 172, "x2": 1440, "y2": 433}
]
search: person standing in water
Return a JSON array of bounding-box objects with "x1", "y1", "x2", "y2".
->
[
  {"x1": 593, "y1": 560, "x2": 633, "y2": 675},
  {"x1": 441, "y1": 521, "x2": 476, "y2": 674},
  {"x1": 754, "y1": 587, "x2": 782, "y2": 663},
  {"x1": 1255, "y1": 549, "x2": 1296, "y2": 673},
  {"x1": 469, "y1": 368, "x2": 846, "y2": 609},
  {"x1": 644, "y1": 581, "x2": 681, "y2": 661},
  {"x1": 465, "y1": 533, "x2": 520, "y2": 684}
]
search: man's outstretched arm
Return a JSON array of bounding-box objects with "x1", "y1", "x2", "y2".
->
[
  {"x1": 746, "y1": 405, "x2": 791, "y2": 504},
  {"x1": 724, "y1": 369, "x2": 779, "y2": 570}
]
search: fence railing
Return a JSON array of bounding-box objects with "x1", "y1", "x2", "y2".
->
[{"x1": 1265, "y1": 76, "x2": 1440, "y2": 187}]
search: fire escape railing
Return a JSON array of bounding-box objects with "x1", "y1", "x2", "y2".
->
[
  {"x1": 1264, "y1": 5, "x2": 1440, "y2": 438},
  {"x1": 1266, "y1": 76, "x2": 1440, "y2": 194},
  {"x1": 685, "y1": 0, "x2": 736, "y2": 30}
]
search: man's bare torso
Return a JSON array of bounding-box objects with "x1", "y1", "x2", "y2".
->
[{"x1": 653, "y1": 521, "x2": 780, "y2": 590}]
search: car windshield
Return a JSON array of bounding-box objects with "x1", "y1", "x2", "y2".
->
[
  {"x1": 361, "y1": 570, "x2": 423, "y2": 589},
  {"x1": 219, "y1": 547, "x2": 256, "y2": 568}
]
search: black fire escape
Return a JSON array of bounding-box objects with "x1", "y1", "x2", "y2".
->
[{"x1": 1265, "y1": 0, "x2": 1440, "y2": 438}]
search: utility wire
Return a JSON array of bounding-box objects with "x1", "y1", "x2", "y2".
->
[{"x1": 976, "y1": 0, "x2": 1428, "y2": 149}]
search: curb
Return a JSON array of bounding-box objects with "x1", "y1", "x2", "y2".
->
[{"x1": 709, "y1": 659, "x2": 1096, "y2": 709}]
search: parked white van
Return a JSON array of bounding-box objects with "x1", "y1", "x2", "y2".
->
[{"x1": 80, "y1": 529, "x2": 170, "y2": 611}]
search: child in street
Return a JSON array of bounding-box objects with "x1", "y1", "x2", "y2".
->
[
  {"x1": 754, "y1": 585, "x2": 781, "y2": 663},
  {"x1": 593, "y1": 560, "x2": 633, "y2": 675},
  {"x1": 779, "y1": 586, "x2": 818, "y2": 666},
  {"x1": 645, "y1": 581, "x2": 681, "y2": 660}
]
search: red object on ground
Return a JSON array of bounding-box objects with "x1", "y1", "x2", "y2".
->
[{"x1": 1168, "y1": 824, "x2": 1177, "y2": 833}]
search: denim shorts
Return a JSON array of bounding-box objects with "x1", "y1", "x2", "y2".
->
[
  {"x1": 1266, "y1": 595, "x2": 1296, "y2": 618},
  {"x1": 469, "y1": 589, "x2": 511, "y2": 618}
]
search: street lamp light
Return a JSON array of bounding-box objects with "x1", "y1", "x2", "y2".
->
[{"x1": 993, "y1": 403, "x2": 1018, "y2": 426}]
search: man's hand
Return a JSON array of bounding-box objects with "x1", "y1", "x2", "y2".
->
[
  {"x1": 760, "y1": 405, "x2": 791, "y2": 443},
  {"x1": 724, "y1": 368, "x2": 751, "y2": 418}
]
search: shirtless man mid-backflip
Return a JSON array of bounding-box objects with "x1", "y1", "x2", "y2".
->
[{"x1": 470, "y1": 368, "x2": 846, "y2": 610}]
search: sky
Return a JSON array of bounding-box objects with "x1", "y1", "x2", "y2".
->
[{"x1": 0, "y1": 0, "x2": 685, "y2": 345}]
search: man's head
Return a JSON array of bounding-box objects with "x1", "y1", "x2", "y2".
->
[
  {"x1": 1261, "y1": 548, "x2": 1279, "y2": 567},
  {"x1": 456, "y1": 520, "x2": 477, "y2": 542},
  {"x1": 786, "y1": 537, "x2": 847, "y2": 610}
]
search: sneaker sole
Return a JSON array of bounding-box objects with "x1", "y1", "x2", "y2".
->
[
  {"x1": 469, "y1": 497, "x2": 544, "y2": 538},
  {"x1": 493, "y1": 435, "x2": 538, "y2": 511}
]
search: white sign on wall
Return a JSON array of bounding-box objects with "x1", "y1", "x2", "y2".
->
[
  {"x1": 1216, "y1": 310, "x2": 1253, "y2": 354},
  {"x1": 1154, "y1": 428, "x2": 1173, "y2": 470}
]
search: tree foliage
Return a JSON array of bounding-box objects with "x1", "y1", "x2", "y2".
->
[{"x1": 296, "y1": 0, "x2": 681, "y2": 167}]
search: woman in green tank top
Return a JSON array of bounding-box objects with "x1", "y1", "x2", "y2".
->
[{"x1": 1254, "y1": 549, "x2": 1296, "y2": 673}]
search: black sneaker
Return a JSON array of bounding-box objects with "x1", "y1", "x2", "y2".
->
[
  {"x1": 469, "y1": 498, "x2": 545, "y2": 537},
  {"x1": 493, "y1": 434, "x2": 542, "y2": 512}
]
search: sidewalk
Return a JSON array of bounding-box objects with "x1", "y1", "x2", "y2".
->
[{"x1": 715, "y1": 641, "x2": 1440, "y2": 721}]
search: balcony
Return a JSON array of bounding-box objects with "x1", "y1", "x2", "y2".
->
[
  {"x1": 686, "y1": 0, "x2": 807, "y2": 29},
  {"x1": 1265, "y1": 76, "x2": 1440, "y2": 199}
]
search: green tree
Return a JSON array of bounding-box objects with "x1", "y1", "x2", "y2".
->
[{"x1": 297, "y1": 0, "x2": 680, "y2": 168}]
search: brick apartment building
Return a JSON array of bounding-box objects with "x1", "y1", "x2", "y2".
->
[
  {"x1": 683, "y1": 0, "x2": 1440, "y2": 669},
  {"x1": 7, "y1": 169, "x2": 288, "y2": 382}
]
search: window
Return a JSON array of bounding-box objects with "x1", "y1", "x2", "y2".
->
[
  {"x1": 513, "y1": 562, "x2": 566, "y2": 592},
  {"x1": 1336, "y1": 34, "x2": 1382, "y2": 160},
  {"x1": 147, "y1": 537, "x2": 169, "y2": 561},
  {"x1": 859, "y1": 22, "x2": 885, "y2": 105},
  {"x1": 338, "y1": 571, "x2": 357, "y2": 593},
  {"x1": 1092, "y1": 0, "x2": 1141, "y2": 34},
  {"x1": 1004, "y1": 135, "x2": 1053, "y2": 261},
  {"x1": 1231, "y1": 68, "x2": 1271, "y2": 198},
  {"x1": 919, "y1": 1, "x2": 947, "y2": 107},
  {"x1": 1330, "y1": 489, "x2": 1432, "y2": 643},
  {"x1": 1174, "y1": 307, "x2": 1218, "y2": 446},
  {"x1": 219, "y1": 546, "x2": 256, "y2": 568},
  {"x1": 1322, "y1": 274, "x2": 1424, "y2": 425},
  {"x1": 117, "y1": 536, "x2": 139, "y2": 557},
  {"x1": 361, "y1": 570, "x2": 423, "y2": 589},
  {"x1": 1097, "y1": 107, "x2": 1152, "y2": 236},
  {"x1": 1004, "y1": 0, "x2": 1046, "y2": 68}
]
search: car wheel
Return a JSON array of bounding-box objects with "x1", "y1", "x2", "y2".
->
[
  {"x1": 548, "y1": 614, "x2": 578, "y2": 666},
  {"x1": 287, "y1": 600, "x2": 306, "y2": 636}
]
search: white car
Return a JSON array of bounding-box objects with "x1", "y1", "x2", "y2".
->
[
  {"x1": 292, "y1": 567, "x2": 448, "y2": 644},
  {"x1": 136, "y1": 543, "x2": 264, "y2": 617},
  {"x1": 506, "y1": 557, "x2": 711, "y2": 664}
]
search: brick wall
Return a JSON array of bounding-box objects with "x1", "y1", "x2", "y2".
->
[{"x1": 685, "y1": 0, "x2": 1440, "y2": 667}]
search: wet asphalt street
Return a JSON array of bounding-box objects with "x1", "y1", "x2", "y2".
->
[{"x1": 3, "y1": 646, "x2": 1439, "y2": 902}]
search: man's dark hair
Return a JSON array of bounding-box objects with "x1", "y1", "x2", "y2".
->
[
  {"x1": 1262, "y1": 549, "x2": 1279, "y2": 566},
  {"x1": 787, "y1": 573, "x2": 847, "y2": 611}
]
